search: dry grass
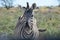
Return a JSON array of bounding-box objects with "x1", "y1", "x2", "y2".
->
[{"x1": 0, "y1": 6, "x2": 60, "y2": 40}]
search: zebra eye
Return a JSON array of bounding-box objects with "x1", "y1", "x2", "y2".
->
[{"x1": 31, "y1": 15, "x2": 33, "y2": 17}]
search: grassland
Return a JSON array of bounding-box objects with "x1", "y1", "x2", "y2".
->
[{"x1": 0, "y1": 7, "x2": 60, "y2": 40}]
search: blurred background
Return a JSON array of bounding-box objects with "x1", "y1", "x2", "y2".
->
[{"x1": 0, "y1": 0, "x2": 60, "y2": 40}]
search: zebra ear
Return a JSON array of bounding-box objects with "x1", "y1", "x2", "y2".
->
[
  {"x1": 31, "y1": 3, "x2": 36, "y2": 9},
  {"x1": 26, "y1": 2, "x2": 29, "y2": 9},
  {"x1": 21, "y1": 2, "x2": 29, "y2": 10},
  {"x1": 23, "y1": 7, "x2": 26, "y2": 9}
]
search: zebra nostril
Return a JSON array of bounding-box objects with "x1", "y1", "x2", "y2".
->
[{"x1": 31, "y1": 17, "x2": 33, "y2": 19}]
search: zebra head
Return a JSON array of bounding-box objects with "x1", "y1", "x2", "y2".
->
[
  {"x1": 21, "y1": 2, "x2": 37, "y2": 29},
  {"x1": 23, "y1": 2, "x2": 36, "y2": 21}
]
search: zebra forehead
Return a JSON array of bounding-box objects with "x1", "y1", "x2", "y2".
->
[{"x1": 25, "y1": 8, "x2": 33, "y2": 13}]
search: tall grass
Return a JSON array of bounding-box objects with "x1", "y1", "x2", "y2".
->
[{"x1": 0, "y1": 7, "x2": 60, "y2": 40}]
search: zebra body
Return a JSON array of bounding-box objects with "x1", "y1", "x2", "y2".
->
[
  {"x1": 14, "y1": 14, "x2": 39, "y2": 40},
  {"x1": 14, "y1": 2, "x2": 39, "y2": 40}
]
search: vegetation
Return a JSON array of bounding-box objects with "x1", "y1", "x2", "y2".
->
[
  {"x1": 0, "y1": 6, "x2": 60, "y2": 40},
  {"x1": 57, "y1": 0, "x2": 60, "y2": 7},
  {"x1": 1, "y1": 0, "x2": 14, "y2": 9}
]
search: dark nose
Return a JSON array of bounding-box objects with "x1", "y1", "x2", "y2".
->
[{"x1": 25, "y1": 22, "x2": 29, "y2": 28}]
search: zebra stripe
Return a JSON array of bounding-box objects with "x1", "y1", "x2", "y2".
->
[{"x1": 14, "y1": 16, "x2": 39, "y2": 40}]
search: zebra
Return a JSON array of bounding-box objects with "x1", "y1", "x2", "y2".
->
[{"x1": 14, "y1": 2, "x2": 46, "y2": 40}]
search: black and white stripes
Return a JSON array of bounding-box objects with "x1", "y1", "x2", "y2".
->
[{"x1": 14, "y1": 2, "x2": 39, "y2": 40}]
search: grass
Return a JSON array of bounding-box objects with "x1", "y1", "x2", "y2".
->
[
  {"x1": 0, "y1": 7, "x2": 60, "y2": 40},
  {"x1": 34, "y1": 8, "x2": 60, "y2": 39},
  {"x1": 0, "y1": 8, "x2": 23, "y2": 34}
]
